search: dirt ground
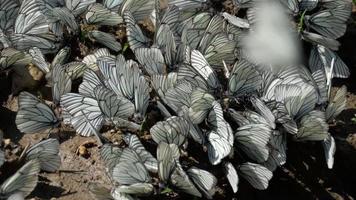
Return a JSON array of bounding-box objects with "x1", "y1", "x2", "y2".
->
[{"x1": 0, "y1": 8, "x2": 356, "y2": 200}]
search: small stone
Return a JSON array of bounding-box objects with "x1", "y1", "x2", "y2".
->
[
  {"x1": 3, "y1": 139, "x2": 11, "y2": 147},
  {"x1": 346, "y1": 134, "x2": 356, "y2": 149},
  {"x1": 77, "y1": 145, "x2": 90, "y2": 158}
]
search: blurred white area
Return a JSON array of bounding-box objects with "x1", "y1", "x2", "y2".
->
[{"x1": 242, "y1": 0, "x2": 302, "y2": 70}]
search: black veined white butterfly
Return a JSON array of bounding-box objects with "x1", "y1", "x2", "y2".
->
[
  {"x1": 135, "y1": 47, "x2": 166, "y2": 75},
  {"x1": 82, "y1": 48, "x2": 112, "y2": 71},
  {"x1": 100, "y1": 144, "x2": 123, "y2": 174},
  {"x1": 197, "y1": 15, "x2": 224, "y2": 52},
  {"x1": 52, "y1": 63, "x2": 72, "y2": 105},
  {"x1": 325, "y1": 85, "x2": 347, "y2": 122},
  {"x1": 103, "y1": 0, "x2": 123, "y2": 11},
  {"x1": 234, "y1": 0, "x2": 254, "y2": 8},
  {"x1": 85, "y1": 3, "x2": 123, "y2": 26},
  {"x1": 0, "y1": 48, "x2": 31, "y2": 71},
  {"x1": 78, "y1": 68, "x2": 105, "y2": 98},
  {"x1": 301, "y1": 31, "x2": 340, "y2": 51},
  {"x1": 304, "y1": 7, "x2": 349, "y2": 39},
  {"x1": 251, "y1": 97, "x2": 276, "y2": 129},
  {"x1": 206, "y1": 131, "x2": 232, "y2": 166},
  {"x1": 311, "y1": 69, "x2": 328, "y2": 104},
  {"x1": 206, "y1": 101, "x2": 234, "y2": 165},
  {"x1": 169, "y1": 161, "x2": 202, "y2": 197},
  {"x1": 274, "y1": 83, "x2": 318, "y2": 119},
  {"x1": 150, "y1": 116, "x2": 189, "y2": 147},
  {"x1": 151, "y1": 73, "x2": 178, "y2": 104},
  {"x1": 238, "y1": 162, "x2": 273, "y2": 190},
  {"x1": 224, "y1": 162, "x2": 239, "y2": 193},
  {"x1": 279, "y1": 0, "x2": 299, "y2": 15},
  {"x1": 0, "y1": 159, "x2": 41, "y2": 199},
  {"x1": 0, "y1": 0, "x2": 19, "y2": 34},
  {"x1": 46, "y1": 47, "x2": 71, "y2": 82},
  {"x1": 155, "y1": 5, "x2": 181, "y2": 38},
  {"x1": 188, "y1": 88, "x2": 215, "y2": 124},
  {"x1": 123, "y1": 133, "x2": 158, "y2": 173},
  {"x1": 64, "y1": 0, "x2": 96, "y2": 17},
  {"x1": 25, "y1": 138, "x2": 61, "y2": 172},
  {"x1": 222, "y1": 12, "x2": 250, "y2": 29},
  {"x1": 165, "y1": 81, "x2": 194, "y2": 114},
  {"x1": 15, "y1": 91, "x2": 59, "y2": 134},
  {"x1": 309, "y1": 45, "x2": 350, "y2": 79},
  {"x1": 52, "y1": 46, "x2": 70, "y2": 66},
  {"x1": 263, "y1": 69, "x2": 301, "y2": 99},
  {"x1": 228, "y1": 108, "x2": 251, "y2": 127},
  {"x1": 89, "y1": 183, "x2": 136, "y2": 200},
  {"x1": 0, "y1": 150, "x2": 4, "y2": 168},
  {"x1": 267, "y1": 100, "x2": 298, "y2": 135},
  {"x1": 97, "y1": 55, "x2": 150, "y2": 120},
  {"x1": 157, "y1": 142, "x2": 180, "y2": 183},
  {"x1": 263, "y1": 131, "x2": 287, "y2": 171},
  {"x1": 112, "y1": 148, "x2": 152, "y2": 185},
  {"x1": 321, "y1": 0, "x2": 352, "y2": 12},
  {"x1": 202, "y1": 33, "x2": 236, "y2": 68},
  {"x1": 186, "y1": 166, "x2": 217, "y2": 199},
  {"x1": 181, "y1": 12, "x2": 212, "y2": 49},
  {"x1": 123, "y1": 10, "x2": 150, "y2": 52},
  {"x1": 114, "y1": 183, "x2": 154, "y2": 196},
  {"x1": 229, "y1": 59, "x2": 262, "y2": 97},
  {"x1": 119, "y1": 0, "x2": 155, "y2": 22},
  {"x1": 60, "y1": 93, "x2": 104, "y2": 136},
  {"x1": 28, "y1": 47, "x2": 50, "y2": 73},
  {"x1": 62, "y1": 61, "x2": 87, "y2": 80},
  {"x1": 154, "y1": 24, "x2": 178, "y2": 68},
  {"x1": 44, "y1": 6, "x2": 79, "y2": 33},
  {"x1": 234, "y1": 110, "x2": 270, "y2": 128},
  {"x1": 177, "y1": 105, "x2": 205, "y2": 144},
  {"x1": 299, "y1": 0, "x2": 318, "y2": 11},
  {"x1": 89, "y1": 183, "x2": 116, "y2": 200},
  {"x1": 88, "y1": 30, "x2": 122, "y2": 52},
  {"x1": 157, "y1": 142, "x2": 201, "y2": 197},
  {"x1": 177, "y1": 64, "x2": 209, "y2": 91},
  {"x1": 7, "y1": 192, "x2": 25, "y2": 200},
  {"x1": 235, "y1": 123, "x2": 272, "y2": 163},
  {"x1": 322, "y1": 133, "x2": 336, "y2": 169},
  {"x1": 95, "y1": 56, "x2": 120, "y2": 95},
  {"x1": 94, "y1": 86, "x2": 135, "y2": 122},
  {"x1": 296, "y1": 110, "x2": 328, "y2": 141},
  {"x1": 10, "y1": 0, "x2": 58, "y2": 53},
  {"x1": 189, "y1": 15, "x2": 222, "y2": 51},
  {"x1": 168, "y1": 0, "x2": 207, "y2": 11}
]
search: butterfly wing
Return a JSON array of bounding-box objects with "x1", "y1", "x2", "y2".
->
[
  {"x1": 0, "y1": 159, "x2": 40, "y2": 198},
  {"x1": 25, "y1": 138, "x2": 61, "y2": 172},
  {"x1": 15, "y1": 92, "x2": 59, "y2": 134}
]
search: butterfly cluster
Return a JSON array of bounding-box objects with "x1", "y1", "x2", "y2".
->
[{"x1": 0, "y1": 0, "x2": 352, "y2": 199}]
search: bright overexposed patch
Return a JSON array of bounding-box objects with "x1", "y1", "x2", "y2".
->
[{"x1": 242, "y1": 0, "x2": 301, "y2": 69}]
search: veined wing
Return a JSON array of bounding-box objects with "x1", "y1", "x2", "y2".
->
[{"x1": 15, "y1": 92, "x2": 59, "y2": 134}]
